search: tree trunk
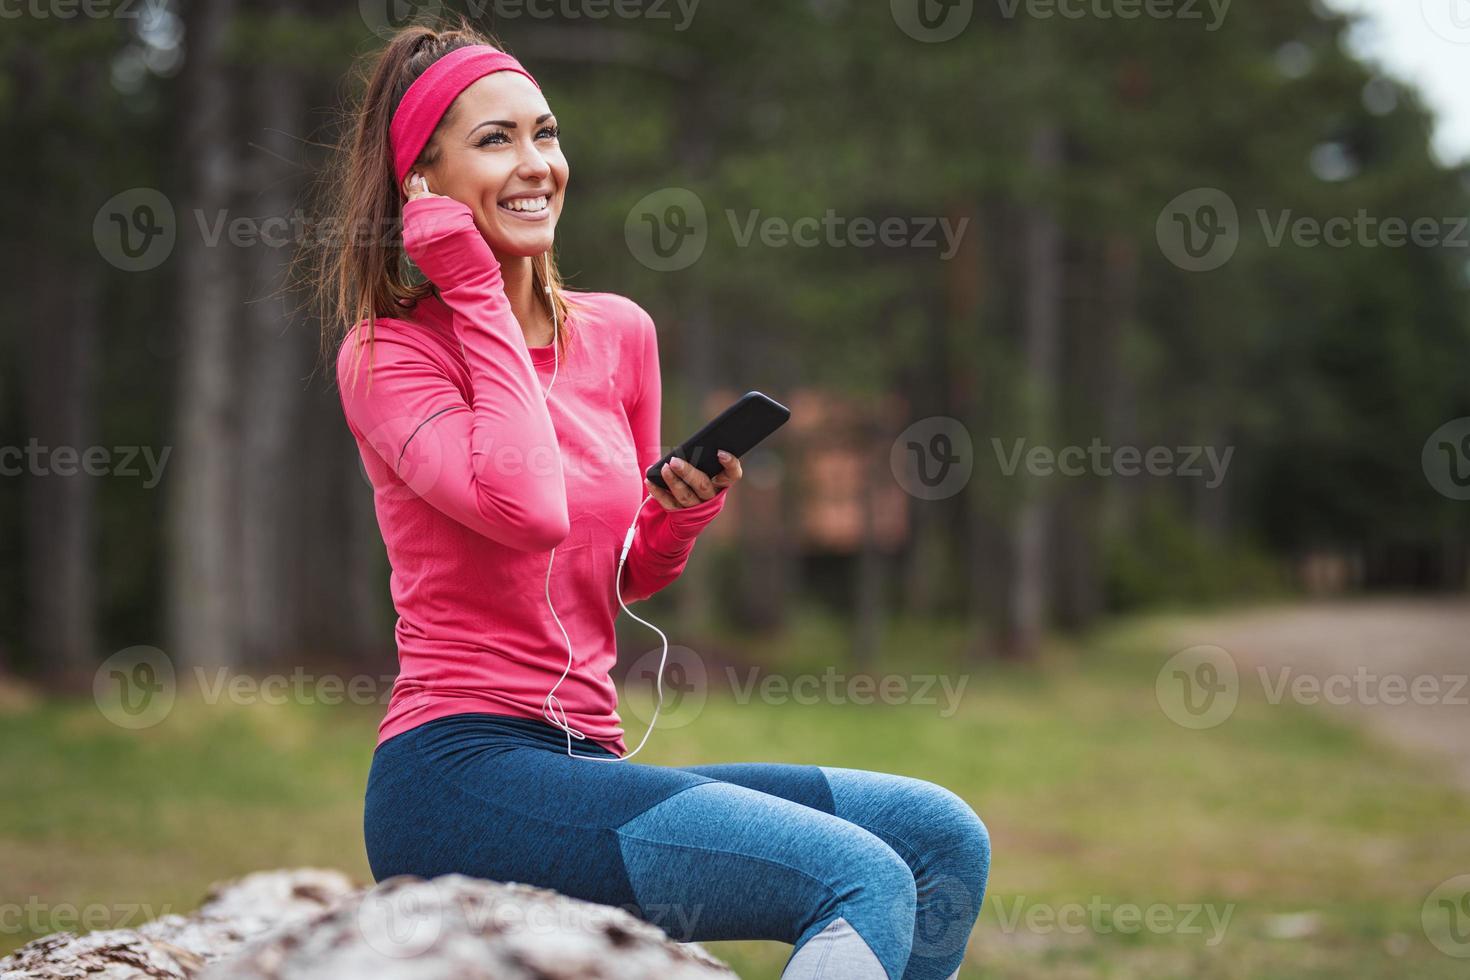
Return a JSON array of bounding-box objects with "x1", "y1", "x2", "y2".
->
[
  {"x1": 24, "y1": 57, "x2": 102, "y2": 690},
  {"x1": 852, "y1": 423, "x2": 887, "y2": 668},
  {"x1": 168, "y1": 0, "x2": 243, "y2": 672},
  {"x1": 1004, "y1": 122, "x2": 1063, "y2": 659},
  {"x1": 238, "y1": 1, "x2": 310, "y2": 669},
  {"x1": 25, "y1": 232, "x2": 99, "y2": 690}
]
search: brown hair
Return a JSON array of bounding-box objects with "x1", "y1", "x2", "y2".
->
[{"x1": 298, "y1": 17, "x2": 575, "y2": 395}]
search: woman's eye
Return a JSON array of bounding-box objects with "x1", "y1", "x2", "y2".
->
[{"x1": 475, "y1": 126, "x2": 557, "y2": 148}]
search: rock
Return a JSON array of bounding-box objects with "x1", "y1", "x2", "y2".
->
[
  {"x1": 0, "y1": 869, "x2": 736, "y2": 980},
  {"x1": 199, "y1": 874, "x2": 735, "y2": 979},
  {"x1": 0, "y1": 869, "x2": 356, "y2": 980}
]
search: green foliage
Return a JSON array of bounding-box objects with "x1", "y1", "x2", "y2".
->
[
  {"x1": 1104, "y1": 500, "x2": 1294, "y2": 611},
  {"x1": 5, "y1": 0, "x2": 1470, "y2": 666}
]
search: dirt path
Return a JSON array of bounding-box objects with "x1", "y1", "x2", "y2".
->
[{"x1": 1165, "y1": 597, "x2": 1470, "y2": 791}]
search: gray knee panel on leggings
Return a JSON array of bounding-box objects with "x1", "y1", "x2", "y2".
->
[
  {"x1": 781, "y1": 916, "x2": 887, "y2": 979},
  {"x1": 614, "y1": 781, "x2": 916, "y2": 979}
]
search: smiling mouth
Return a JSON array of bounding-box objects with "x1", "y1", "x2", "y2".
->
[{"x1": 498, "y1": 195, "x2": 550, "y2": 214}]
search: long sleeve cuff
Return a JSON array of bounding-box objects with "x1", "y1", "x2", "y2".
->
[
  {"x1": 618, "y1": 487, "x2": 728, "y2": 602},
  {"x1": 644, "y1": 486, "x2": 728, "y2": 550}
]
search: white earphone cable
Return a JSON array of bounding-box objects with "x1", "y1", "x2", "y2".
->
[{"x1": 536, "y1": 259, "x2": 669, "y2": 761}]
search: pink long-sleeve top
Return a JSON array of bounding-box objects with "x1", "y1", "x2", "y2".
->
[{"x1": 336, "y1": 194, "x2": 726, "y2": 756}]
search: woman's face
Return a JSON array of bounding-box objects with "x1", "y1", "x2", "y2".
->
[{"x1": 412, "y1": 70, "x2": 568, "y2": 259}]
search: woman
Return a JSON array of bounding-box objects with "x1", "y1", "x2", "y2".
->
[{"x1": 314, "y1": 22, "x2": 990, "y2": 980}]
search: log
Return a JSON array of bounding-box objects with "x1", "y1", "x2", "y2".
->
[{"x1": 0, "y1": 869, "x2": 736, "y2": 980}]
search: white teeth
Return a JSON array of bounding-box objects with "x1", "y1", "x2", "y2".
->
[{"x1": 500, "y1": 195, "x2": 548, "y2": 213}]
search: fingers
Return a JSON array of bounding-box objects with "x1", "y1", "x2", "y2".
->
[
  {"x1": 404, "y1": 171, "x2": 435, "y2": 201},
  {"x1": 667, "y1": 458, "x2": 716, "y2": 505},
  {"x1": 643, "y1": 459, "x2": 708, "y2": 510},
  {"x1": 643, "y1": 454, "x2": 743, "y2": 511},
  {"x1": 711, "y1": 449, "x2": 743, "y2": 488},
  {"x1": 644, "y1": 478, "x2": 678, "y2": 510}
]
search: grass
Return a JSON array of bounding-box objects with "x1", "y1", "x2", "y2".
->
[{"x1": 2, "y1": 608, "x2": 1467, "y2": 978}]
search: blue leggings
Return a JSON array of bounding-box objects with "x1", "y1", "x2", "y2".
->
[{"x1": 363, "y1": 712, "x2": 991, "y2": 980}]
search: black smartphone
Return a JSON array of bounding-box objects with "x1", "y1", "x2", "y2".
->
[{"x1": 645, "y1": 391, "x2": 791, "y2": 492}]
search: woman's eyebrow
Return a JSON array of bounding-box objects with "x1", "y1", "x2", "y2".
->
[{"x1": 469, "y1": 113, "x2": 554, "y2": 134}]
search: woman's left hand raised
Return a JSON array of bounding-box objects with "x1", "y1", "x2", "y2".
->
[{"x1": 646, "y1": 450, "x2": 743, "y2": 511}]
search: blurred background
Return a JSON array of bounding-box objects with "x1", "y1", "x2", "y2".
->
[{"x1": 3, "y1": 0, "x2": 1470, "y2": 976}]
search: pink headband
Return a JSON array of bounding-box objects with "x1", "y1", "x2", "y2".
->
[{"x1": 389, "y1": 44, "x2": 541, "y2": 187}]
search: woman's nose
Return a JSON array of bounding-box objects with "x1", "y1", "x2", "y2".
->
[{"x1": 516, "y1": 144, "x2": 552, "y2": 179}]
